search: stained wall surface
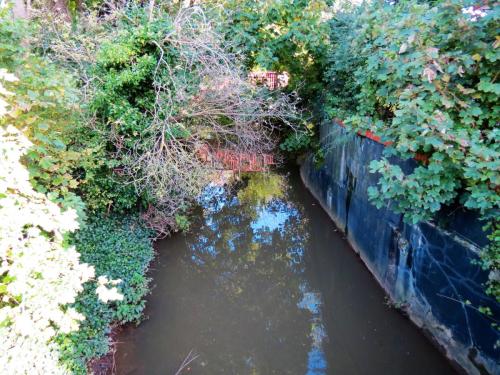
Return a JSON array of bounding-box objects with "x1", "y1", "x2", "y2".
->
[{"x1": 301, "y1": 122, "x2": 500, "y2": 375}]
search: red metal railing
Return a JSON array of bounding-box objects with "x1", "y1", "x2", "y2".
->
[
  {"x1": 335, "y1": 119, "x2": 429, "y2": 164},
  {"x1": 196, "y1": 144, "x2": 275, "y2": 172},
  {"x1": 248, "y1": 71, "x2": 289, "y2": 90}
]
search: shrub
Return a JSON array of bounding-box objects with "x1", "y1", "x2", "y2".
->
[
  {"x1": 0, "y1": 72, "x2": 94, "y2": 374},
  {"x1": 202, "y1": 1, "x2": 331, "y2": 155},
  {"x1": 46, "y1": 6, "x2": 299, "y2": 232},
  {"x1": 0, "y1": 11, "x2": 86, "y2": 217},
  {"x1": 323, "y1": 6, "x2": 364, "y2": 120},
  {"x1": 57, "y1": 215, "x2": 154, "y2": 374},
  {"x1": 72, "y1": 8, "x2": 169, "y2": 213},
  {"x1": 211, "y1": 0, "x2": 332, "y2": 98},
  {"x1": 1, "y1": 14, "x2": 133, "y2": 373},
  {"x1": 279, "y1": 131, "x2": 313, "y2": 153},
  {"x1": 327, "y1": 0, "x2": 499, "y2": 222}
]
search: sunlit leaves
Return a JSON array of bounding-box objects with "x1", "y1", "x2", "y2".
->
[
  {"x1": 323, "y1": 0, "x2": 499, "y2": 302},
  {"x1": 327, "y1": 0, "x2": 499, "y2": 222},
  {"x1": 0, "y1": 14, "x2": 85, "y2": 216},
  {"x1": 0, "y1": 124, "x2": 93, "y2": 375}
]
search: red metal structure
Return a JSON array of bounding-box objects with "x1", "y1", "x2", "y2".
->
[
  {"x1": 335, "y1": 118, "x2": 429, "y2": 165},
  {"x1": 248, "y1": 71, "x2": 289, "y2": 90},
  {"x1": 196, "y1": 144, "x2": 275, "y2": 172}
]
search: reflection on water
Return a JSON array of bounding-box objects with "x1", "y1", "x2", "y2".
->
[
  {"x1": 116, "y1": 170, "x2": 456, "y2": 375},
  {"x1": 298, "y1": 285, "x2": 327, "y2": 375},
  {"x1": 184, "y1": 174, "x2": 322, "y2": 374}
]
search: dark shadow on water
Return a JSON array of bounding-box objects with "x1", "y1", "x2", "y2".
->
[{"x1": 115, "y1": 168, "x2": 457, "y2": 375}]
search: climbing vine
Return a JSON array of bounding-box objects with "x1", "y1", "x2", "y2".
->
[{"x1": 324, "y1": 0, "x2": 499, "y2": 301}]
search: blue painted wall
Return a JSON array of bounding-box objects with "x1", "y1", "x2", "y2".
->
[{"x1": 301, "y1": 122, "x2": 500, "y2": 375}]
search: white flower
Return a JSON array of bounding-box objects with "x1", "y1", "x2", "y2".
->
[
  {"x1": 0, "y1": 69, "x2": 19, "y2": 82},
  {"x1": 96, "y1": 285, "x2": 124, "y2": 303}
]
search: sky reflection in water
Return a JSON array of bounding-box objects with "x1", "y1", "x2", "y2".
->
[
  {"x1": 115, "y1": 171, "x2": 456, "y2": 375},
  {"x1": 193, "y1": 176, "x2": 328, "y2": 374}
]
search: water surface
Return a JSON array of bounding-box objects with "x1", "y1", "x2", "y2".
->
[{"x1": 116, "y1": 170, "x2": 456, "y2": 375}]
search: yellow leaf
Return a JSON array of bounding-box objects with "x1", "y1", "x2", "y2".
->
[
  {"x1": 442, "y1": 74, "x2": 450, "y2": 83},
  {"x1": 472, "y1": 53, "x2": 482, "y2": 62},
  {"x1": 10, "y1": 109, "x2": 20, "y2": 118},
  {"x1": 457, "y1": 84, "x2": 475, "y2": 95},
  {"x1": 25, "y1": 116, "x2": 38, "y2": 125}
]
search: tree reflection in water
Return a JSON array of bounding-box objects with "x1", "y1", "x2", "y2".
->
[
  {"x1": 180, "y1": 172, "x2": 328, "y2": 374},
  {"x1": 116, "y1": 171, "x2": 457, "y2": 375}
]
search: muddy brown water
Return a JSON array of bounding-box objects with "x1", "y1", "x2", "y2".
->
[{"x1": 115, "y1": 169, "x2": 457, "y2": 375}]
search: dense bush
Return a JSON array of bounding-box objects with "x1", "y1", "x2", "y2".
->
[
  {"x1": 323, "y1": 6, "x2": 363, "y2": 120},
  {"x1": 208, "y1": 0, "x2": 331, "y2": 154},
  {"x1": 0, "y1": 72, "x2": 94, "y2": 374},
  {"x1": 324, "y1": 1, "x2": 499, "y2": 301},
  {"x1": 327, "y1": 0, "x2": 499, "y2": 221},
  {"x1": 48, "y1": 6, "x2": 298, "y2": 232},
  {"x1": 1, "y1": 11, "x2": 154, "y2": 373},
  {"x1": 70, "y1": 9, "x2": 166, "y2": 213},
  {"x1": 0, "y1": 11, "x2": 86, "y2": 217},
  {"x1": 57, "y1": 215, "x2": 154, "y2": 374}
]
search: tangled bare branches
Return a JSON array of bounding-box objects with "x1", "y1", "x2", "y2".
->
[
  {"x1": 119, "y1": 7, "x2": 300, "y2": 230},
  {"x1": 30, "y1": 5, "x2": 301, "y2": 233}
]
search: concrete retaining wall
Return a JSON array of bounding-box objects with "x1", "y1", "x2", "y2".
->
[{"x1": 300, "y1": 122, "x2": 499, "y2": 375}]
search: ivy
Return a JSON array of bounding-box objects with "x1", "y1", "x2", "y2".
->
[{"x1": 58, "y1": 215, "x2": 154, "y2": 374}]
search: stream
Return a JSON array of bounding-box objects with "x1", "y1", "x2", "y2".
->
[{"x1": 115, "y1": 169, "x2": 457, "y2": 375}]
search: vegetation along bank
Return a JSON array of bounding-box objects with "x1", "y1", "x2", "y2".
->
[{"x1": 0, "y1": 0, "x2": 498, "y2": 374}]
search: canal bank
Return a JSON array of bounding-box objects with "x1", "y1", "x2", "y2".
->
[
  {"x1": 300, "y1": 123, "x2": 500, "y2": 375},
  {"x1": 115, "y1": 170, "x2": 457, "y2": 375}
]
